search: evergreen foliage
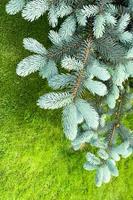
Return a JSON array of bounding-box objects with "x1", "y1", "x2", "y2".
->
[{"x1": 6, "y1": 0, "x2": 133, "y2": 187}]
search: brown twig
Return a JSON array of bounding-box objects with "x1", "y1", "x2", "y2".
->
[
  {"x1": 72, "y1": 38, "x2": 92, "y2": 99},
  {"x1": 108, "y1": 93, "x2": 123, "y2": 148}
]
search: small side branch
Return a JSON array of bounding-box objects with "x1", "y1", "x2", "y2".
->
[{"x1": 108, "y1": 93, "x2": 123, "y2": 148}]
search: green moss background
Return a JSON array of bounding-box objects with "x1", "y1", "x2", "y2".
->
[{"x1": 0, "y1": 1, "x2": 133, "y2": 199}]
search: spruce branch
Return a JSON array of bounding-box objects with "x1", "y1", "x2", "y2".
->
[{"x1": 6, "y1": 0, "x2": 133, "y2": 187}]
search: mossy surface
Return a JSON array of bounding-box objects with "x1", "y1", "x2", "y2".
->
[{"x1": 0, "y1": 1, "x2": 133, "y2": 199}]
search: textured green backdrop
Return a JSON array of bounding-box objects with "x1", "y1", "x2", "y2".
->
[{"x1": 0, "y1": 1, "x2": 133, "y2": 199}]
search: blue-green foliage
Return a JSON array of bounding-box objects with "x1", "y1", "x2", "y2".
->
[
  {"x1": 6, "y1": 0, "x2": 133, "y2": 187},
  {"x1": 17, "y1": 55, "x2": 47, "y2": 77},
  {"x1": 63, "y1": 103, "x2": 78, "y2": 140},
  {"x1": 75, "y1": 99, "x2": 99, "y2": 130}
]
